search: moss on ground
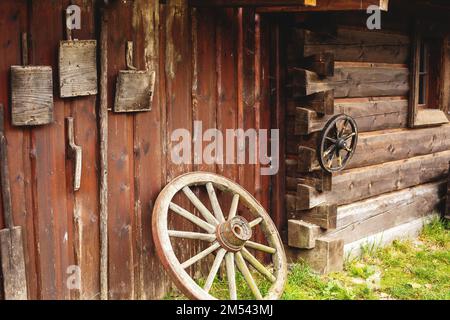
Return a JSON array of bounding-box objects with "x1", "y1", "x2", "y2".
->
[{"x1": 166, "y1": 218, "x2": 450, "y2": 300}]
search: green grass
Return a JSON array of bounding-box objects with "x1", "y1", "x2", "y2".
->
[{"x1": 166, "y1": 218, "x2": 450, "y2": 300}]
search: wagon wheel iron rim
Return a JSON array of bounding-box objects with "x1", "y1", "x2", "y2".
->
[
  {"x1": 152, "y1": 172, "x2": 287, "y2": 300},
  {"x1": 318, "y1": 114, "x2": 358, "y2": 173}
]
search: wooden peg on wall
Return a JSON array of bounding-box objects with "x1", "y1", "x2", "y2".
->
[{"x1": 66, "y1": 117, "x2": 82, "y2": 191}]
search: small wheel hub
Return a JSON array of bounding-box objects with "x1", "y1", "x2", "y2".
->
[
  {"x1": 337, "y1": 138, "x2": 347, "y2": 150},
  {"x1": 216, "y1": 216, "x2": 252, "y2": 252}
]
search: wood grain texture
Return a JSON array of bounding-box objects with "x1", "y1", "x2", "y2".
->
[
  {"x1": 59, "y1": 40, "x2": 98, "y2": 98},
  {"x1": 288, "y1": 97, "x2": 408, "y2": 135},
  {"x1": 290, "y1": 63, "x2": 409, "y2": 98},
  {"x1": 289, "y1": 26, "x2": 410, "y2": 64},
  {"x1": 288, "y1": 220, "x2": 320, "y2": 249},
  {"x1": 287, "y1": 125, "x2": 450, "y2": 173},
  {"x1": 326, "y1": 181, "x2": 446, "y2": 244},
  {"x1": 114, "y1": 71, "x2": 155, "y2": 113},
  {"x1": 295, "y1": 150, "x2": 450, "y2": 210},
  {"x1": 11, "y1": 66, "x2": 54, "y2": 126}
]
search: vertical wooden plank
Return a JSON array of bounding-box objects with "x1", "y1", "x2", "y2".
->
[
  {"x1": 240, "y1": 8, "x2": 256, "y2": 197},
  {"x1": 66, "y1": 0, "x2": 100, "y2": 300},
  {"x1": 131, "y1": 0, "x2": 169, "y2": 300},
  {"x1": 270, "y1": 17, "x2": 287, "y2": 231},
  {"x1": 30, "y1": 0, "x2": 70, "y2": 299},
  {"x1": 0, "y1": 0, "x2": 38, "y2": 300},
  {"x1": 216, "y1": 8, "x2": 238, "y2": 183},
  {"x1": 107, "y1": 1, "x2": 135, "y2": 300},
  {"x1": 164, "y1": 0, "x2": 194, "y2": 267}
]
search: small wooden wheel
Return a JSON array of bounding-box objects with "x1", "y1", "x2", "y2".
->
[
  {"x1": 318, "y1": 114, "x2": 358, "y2": 173},
  {"x1": 152, "y1": 172, "x2": 287, "y2": 300}
]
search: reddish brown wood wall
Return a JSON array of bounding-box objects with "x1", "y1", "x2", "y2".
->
[{"x1": 0, "y1": 0, "x2": 279, "y2": 299}]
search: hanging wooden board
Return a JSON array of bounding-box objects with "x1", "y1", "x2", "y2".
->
[
  {"x1": 11, "y1": 66, "x2": 54, "y2": 126},
  {"x1": 114, "y1": 71, "x2": 155, "y2": 113},
  {"x1": 114, "y1": 41, "x2": 155, "y2": 113},
  {"x1": 59, "y1": 40, "x2": 98, "y2": 98}
]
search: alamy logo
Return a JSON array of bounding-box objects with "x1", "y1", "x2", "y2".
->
[
  {"x1": 66, "y1": 5, "x2": 81, "y2": 31},
  {"x1": 367, "y1": 5, "x2": 382, "y2": 30},
  {"x1": 171, "y1": 121, "x2": 280, "y2": 176}
]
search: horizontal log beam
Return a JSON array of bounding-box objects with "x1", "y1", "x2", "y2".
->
[
  {"x1": 190, "y1": 0, "x2": 316, "y2": 7},
  {"x1": 289, "y1": 62, "x2": 409, "y2": 99},
  {"x1": 258, "y1": 0, "x2": 389, "y2": 12},
  {"x1": 294, "y1": 150, "x2": 450, "y2": 210},
  {"x1": 288, "y1": 26, "x2": 409, "y2": 65},
  {"x1": 288, "y1": 97, "x2": 408, "y2": 135},
  {"x1": 288, "y1": 220, "x2": 321, "y2": 249},
  {"x1": 327, "y1": 181, "x2": 446, "y2": 244},
  {"x1": 287, "y1": 125, "x2": 450, "y2": 174},
  {"x1": 286, "y1": 237, "x2": 344, "y2": 274}
]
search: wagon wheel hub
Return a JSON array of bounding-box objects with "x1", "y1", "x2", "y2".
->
[
  {"x1": 336, "y1": 138, "x2": 347, "y2": 150},
  {"x1": 216, "y1": 216, "x2": 253, "y2": 253}
]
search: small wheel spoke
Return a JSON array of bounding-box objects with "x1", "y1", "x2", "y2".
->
[
  {"x1": 339, "y1": 119, "x2": 349, "y2": 137},
  {"x1": 169, "y1": 203, "x2": 216, "y2": 234},
  {"x1": 323, "y1": 145, "x2": 336, "y2": 158},
  {"x1": 343, "y1": 132, "x2": 356, "y2": 141},
  {"x1": 168, "y1": 230, "x2": 216, "y2": 242},
  {"x1": 242, "y1": 248, "x2": 276, "y2": 283},
  {"x1": 183, "y1": 186, "x2": 219, "y2": 226},
  {"x1": 249, "y1": 217, "x2": 263, "y2": 228},
  {"x1": 204, "y1": 248, "x2": 227, "y2": 293},
  {"x1": 206, "y1": 182, "x2": 226, "y2": 223},
  {"x1": 181, "y1": 242, "x2": 221, "y2": 269},
  {"x1": 325, "y1": 136, "x2": 337, "y2": 144},
  {"x1": 337, "y1": 155, "x2": 343, "y2": 167},
  {"x1": 334, "y1": 122, "x2": 339, "y2": 139},
  {"x1": 245, "y1": 241, "x2": 276, "y2": 254},
  {"x1": 228, "y1": 194, "x2": 240, "y2": 220},
  {"x1": 225, "y1": 253, "x2": 237, "y2": 300},
  {"x1": 344, "y1": 146, "x2": 353, "y2": 153},
  {"x1": 235, "y1": 252, "x2": 263, "y2": 300}
]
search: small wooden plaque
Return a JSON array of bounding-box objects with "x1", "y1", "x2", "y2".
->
[
  {"x1": 59, "y1": 40, "x2": 98, "y2": 98},
  {"x1": 11, "y1": 65, "x2": 54, "y2": 126},
  {"x1": 114, "y1": 71, "x2": 155, "y2": 113}
]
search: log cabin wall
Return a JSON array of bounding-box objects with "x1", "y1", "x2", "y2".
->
[
  {"x1": 0, "y1": 0, "x2": 279, "y2": 299},
  {"x1": 285, "y1": 5, "x2": 450, "y2": 264}
]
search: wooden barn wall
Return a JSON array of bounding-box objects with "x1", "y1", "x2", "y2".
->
[
  {"x1": 0, "y1": 0, "x2": 277, "y2": 299},
  {"x1": 285, "y1": 7, "x2": 450, "y2": 248}
]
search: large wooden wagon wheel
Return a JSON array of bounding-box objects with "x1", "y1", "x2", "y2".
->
[
  {"x1": 318, "y1": 114, "x2": 358, "y2": 173},
  {"x1": 152, "y1": 172, "x2": 287, "y2": 300}
]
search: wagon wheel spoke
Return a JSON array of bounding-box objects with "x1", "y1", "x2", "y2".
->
[
  {"x1": 245, "y1": 241, "x2": 276, "y2": 254},
  {"x1": 182, "y1": 186, "x2": 219, "y2": 226},
  {"x1": 334, "y1": 122, "x2": 340, "y2": 139},
  {"x1": 228, "y1": 194, "x2": 240, "y2": 220},
  {"x1": 249, "y1": 217, "x2": 263, "y2": 228},
  {"x1": 327, "y1": 152, "x2": 336, "y2": 169},
  {"x1": 235, "y1": 252, "x2": 263, "y2": 300},
  {"x1": 343, "y1": 132, "x2": 356, "y2": 141},
  {"x1": 323, "y1": 145, "x2": 336, "y2": 158},
  {"x1": 206, "y1": 182, "x2": 226, "y2": 223},
  {"x1": 169, "y1": 202, "x2": 216, "y2": 234},
  {"x1": 204, "y1": 248, "x2": 227, "y2": 293},
  {"x1": 344, "y1": 146, "x2": 353, "y2": 153},
  {"x1": 339, "y1": 119, "x2": 349, "y2": 137},
  {"x1": 181, "y1": 242, "x2": 221, "y2": 269},
  {"x1": 225, "y1": 253, "x2": 237, "y2": 300},
  {"x1": 242, "y1": 248, "x2": 276, "y2": 283},
  {"x1": 337, "y1": 155, "x2": 343, "y2": 167},
  {"x1": 168, "y1": 230, "x2": 216, "y2": 242},
  {"x1": 325, "y1": 136, "x2": 337, "y2": 144}
]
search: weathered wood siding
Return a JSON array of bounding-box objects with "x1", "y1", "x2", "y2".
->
[
  {"x1": 0, "y1": 0, "x2": 277, "y2": 299},
  {"x1": 286, "y1": 8, "x2": 449, "y2": 249}
]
